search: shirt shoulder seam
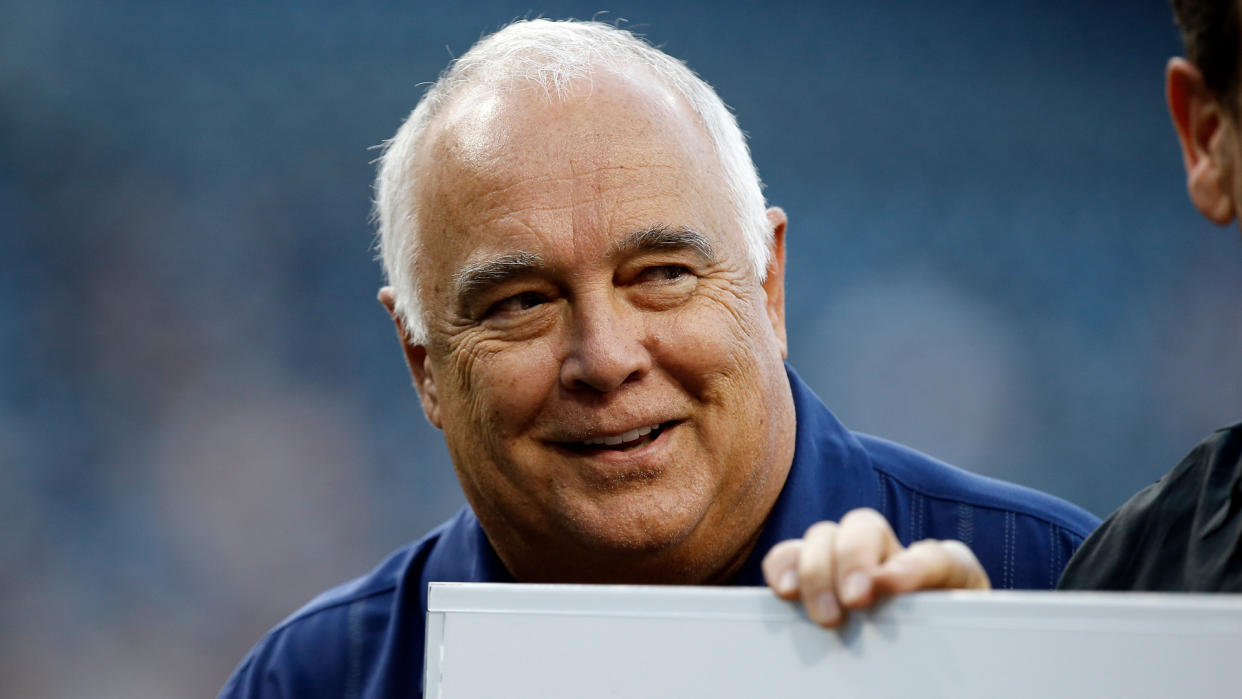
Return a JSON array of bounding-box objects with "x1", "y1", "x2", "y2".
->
[{"x1": 870, "y1": 457, "x2": 1094, "y2": 538}]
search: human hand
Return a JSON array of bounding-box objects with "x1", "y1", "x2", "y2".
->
[{"x1": 761, "y1": 507, "x2": 990, "y2": 628}]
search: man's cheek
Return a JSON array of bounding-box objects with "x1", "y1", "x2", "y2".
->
[
  {"x1": 445, "y1": 336, "x2": 515, "y2": 389},
  {"x1": 471, "y1": 351, "x2": 556, "y2": 417},
  {"x1": 656, "y1": 304, "x2": 752, "y2": 362}
]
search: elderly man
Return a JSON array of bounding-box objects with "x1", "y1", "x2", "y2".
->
[
  {"x1": 1058, "y1": 0, "x2": 1242, "y2": 591},
  {"x1": 222, "y1": 19, "x2": 1096, "y2": 698}
]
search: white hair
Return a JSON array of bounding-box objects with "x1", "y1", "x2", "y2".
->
[{"x1": 373, "y1": 18, "x2": 770, "y2": 345}]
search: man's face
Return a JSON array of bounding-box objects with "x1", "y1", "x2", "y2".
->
[{"x1": 399, "y1": 70, "x2": 795, "y2": 584}]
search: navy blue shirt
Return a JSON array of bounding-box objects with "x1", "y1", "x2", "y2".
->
[{"x1": 221, "y1": 367, "x2": 1098, "y2": 698}]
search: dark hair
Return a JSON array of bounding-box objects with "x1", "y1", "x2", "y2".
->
[{"x1": 1172, "y1": 0, "x2": 1242, "y2": 105}]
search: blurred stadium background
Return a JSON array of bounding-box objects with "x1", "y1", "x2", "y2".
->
[{"x1": 4, "y1": 0, "x2": 1239, "y2": 695}]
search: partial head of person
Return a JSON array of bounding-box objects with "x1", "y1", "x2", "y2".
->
[
  {"x1": 371, "y1": 19, "x2": 796, "y2": 585},
  {"x1": 1169, "y1": 0, "x2": 1242, "y2": 226}
]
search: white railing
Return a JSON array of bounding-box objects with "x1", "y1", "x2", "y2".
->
[{"x1": 426, "y1": 583, "x2": 1242, "y2": 698}]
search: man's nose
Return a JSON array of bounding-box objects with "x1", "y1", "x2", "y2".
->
[{"x1": 559, "y1": 297, "x2": 651, "y2": 393}]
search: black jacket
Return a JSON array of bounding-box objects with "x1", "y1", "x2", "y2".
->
[{"x1": 1058, "y1": 423, "x2": 1242, "y2": 591}]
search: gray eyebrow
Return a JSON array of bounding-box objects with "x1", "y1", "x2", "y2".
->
[
  {"x1": 611, "y1": 225, "x2": 716, "y2": 262},
  {"x1": 451, "y1": 226, "x2": 713, "y2": 303},
  {"x1": 453, "y1": 250, "x2": 546, "y2": 301}
]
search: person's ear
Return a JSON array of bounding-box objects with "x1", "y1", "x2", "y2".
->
[
  {"x1": 378, "y1": 286, "x2": 442, "y2": 429},
  {"x1": 1168, "y1": 57, "x2": 1239, "y2": 224},
  {"x1": 761, "y1": 207, "x2": 789, "y2": 359}
]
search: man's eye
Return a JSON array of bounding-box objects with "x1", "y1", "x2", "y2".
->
[
  {"x1": 639, "y1": 265, "x2": 691, "y2": 282},
  {"x1": 488, "y1": 292, "x2": 547, "y2": 316}
]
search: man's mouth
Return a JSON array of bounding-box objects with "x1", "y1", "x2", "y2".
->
[{"x1": 568, "y1": 422, "x2": 672, "y2": 452}]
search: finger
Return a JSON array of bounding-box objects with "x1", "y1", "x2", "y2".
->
[
  {"x1": 798, "y1": 521, "x2": 844, "y2": 628},
  {"x1": 761, "y1": 539, "x2": 804, "y2": 599},
  {"x1": 832, "y1": 508, "x2": 903, "y2": 609},
  {"x1": 872, "y1": 539, "x2": 992, "y2": 595}
]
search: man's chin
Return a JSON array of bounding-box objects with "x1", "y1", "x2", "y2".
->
[{"x1": 540, "y1": 503, "x2": 717, "y2": 582}]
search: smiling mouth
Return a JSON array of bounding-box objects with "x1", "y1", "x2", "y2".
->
[{"x1": 566, "y1": 421, "x2": 674, "y2": 453}]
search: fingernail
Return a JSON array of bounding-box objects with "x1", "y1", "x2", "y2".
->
[
  {"x1": 778, "y1": 569, "x2": 798, "y2": 595},
  {"x1": 815, "y1": 592, "x2": 840, "y2": 625},
  {"x1": 841, "y1": 571, "x2": 870, "y2": 605}
]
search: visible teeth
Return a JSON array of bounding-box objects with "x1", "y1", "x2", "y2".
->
[{"x1": 583, "y1": 424, "x2": 657, "y2": 447}]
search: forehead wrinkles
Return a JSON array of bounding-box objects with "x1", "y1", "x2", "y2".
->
[
  {"x1": 416, "y1": 72, "x2": 737, "y2": 268},
  {"x1": 466, "y1": 165, "x2": 678, "y2": 229},
  {"x1": 425, "y1": 145, "x2": 700, "y2": 255}
]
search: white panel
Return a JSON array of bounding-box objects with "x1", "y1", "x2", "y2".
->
[{"x1": 425, "y1": 583, "x2": 1242, "y2": 699}]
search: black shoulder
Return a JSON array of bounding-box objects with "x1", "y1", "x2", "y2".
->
[{"x1": 1058, "y1": 422, "x2": 1242, "y2": 591}]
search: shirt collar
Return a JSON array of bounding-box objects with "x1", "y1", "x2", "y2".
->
[
  {"x1": 729, "y1": 364, "x2": 881, "y2": 585},
  {"x1": 424, "y1": 507, "x2": 514, "y2": 584}
]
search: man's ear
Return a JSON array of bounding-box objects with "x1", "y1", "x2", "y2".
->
[
  {"x1": 378, "y1": 286, "x2": 442, "y2": 429},
  {"x1": 761, "y1": 207, "x2": 789, "y2": 359},
  {"x1": 1168, "y1": 57, "x2": 1239, "y2": 224}
]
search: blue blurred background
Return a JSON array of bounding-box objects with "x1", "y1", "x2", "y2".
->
[{"x1": 4, "y1": 0, "x2": 1240, "y2": 695}]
